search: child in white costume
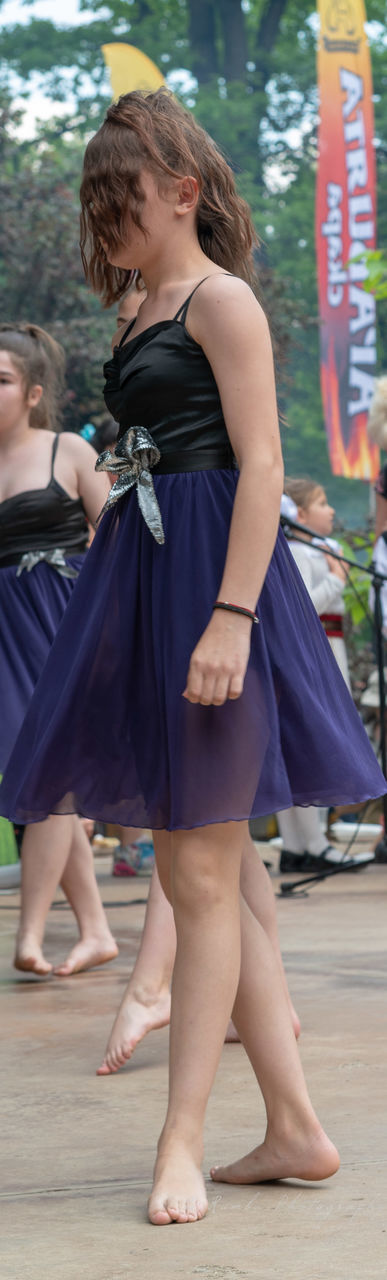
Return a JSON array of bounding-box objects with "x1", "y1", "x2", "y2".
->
[{"x1": 278, "y1": 477, "x2": 373, "y2": 873}]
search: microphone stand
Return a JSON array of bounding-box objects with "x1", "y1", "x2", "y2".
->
[{"x1": 278, "y1": 515, "x2": 387, "y2": 895}]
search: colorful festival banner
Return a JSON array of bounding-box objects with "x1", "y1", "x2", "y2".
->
[{"x1": 316, "y1": 0, "x2": 379, "y2": 478}]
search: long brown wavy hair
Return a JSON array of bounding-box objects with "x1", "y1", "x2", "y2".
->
[
  {"x1": 80, "y1": 89, "x2": 259, "y2": 307},
  {"x1": 0, "y1": 324, "x2": 65, "y2": 429}
]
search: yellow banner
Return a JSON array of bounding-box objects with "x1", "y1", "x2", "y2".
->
[
  {"x1": 316, "y1": 0, "x2": 378, "y2": 478},
  {"x1": 102, "y1": 44, "x2": 165, "y2": 100}
]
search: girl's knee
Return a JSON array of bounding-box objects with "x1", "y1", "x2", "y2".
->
[{"x1": 171, "y1": 828, "x2": 241, "y2": 913}]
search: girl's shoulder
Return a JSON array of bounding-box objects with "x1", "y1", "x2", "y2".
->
[
  {"x1": 58, "y1": 430, "x2": 95, "y2": 455},
  {"x1": 190, "y1": 273, "x2": 257, "y2": 313},
  {"x1": 57, "y1": 431, "x2": 98, "y2": 472},
  {"x1": 187, "y1": 273, "x2": 268, "y2": 351}
]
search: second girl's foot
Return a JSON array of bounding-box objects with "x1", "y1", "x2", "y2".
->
[
  {"x1": 97, "y1": 985, "x2": 171, "y2": 1074},
  {"x1": 210, "y1": 1122, "x2": 339, "y2": 1185},
  {"x1": 14, "y1": 935, "x2": 52, "y2": 976},
  {"x1": 148, "y1": 1142, "x2": 208, "y2": 1225},
  {"x1": 53, "y1": 933, "x2": 118, "y2": 976}
]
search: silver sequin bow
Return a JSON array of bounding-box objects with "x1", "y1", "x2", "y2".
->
[
  {"x1": 16, "y1": 549, "x2": 79, "y2": 579},
  {"x1": 95, "y1": 426, "x2": 165, "y2": 545}
]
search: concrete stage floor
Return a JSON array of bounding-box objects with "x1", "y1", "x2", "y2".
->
[{"x1": 1, "y1": 848, "x2": 386, "y2": 1280}]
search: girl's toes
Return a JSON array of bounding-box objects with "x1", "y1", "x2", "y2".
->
[
  {"x1": 148, "y1": 1199, "x2": 172, "y2": 1226},
  {"x1": 166, "y1": 1198, "x2": 183, "y2": 1221},
  {"x1": 186, "y1": 1198, "x2": 200, "y2": 1221},
  {"x1": 177, "y1": 1199, "x2": 191, "y2": 1222}
]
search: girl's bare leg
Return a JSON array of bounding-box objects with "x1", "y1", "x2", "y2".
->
[
  {"x1": 147, "y1": 822, "x2": 338, "y2": 1223},
  {"x1": 211, "y1": 893, "x2": 339, "y2": 1186},
  {"x1": 97, "y1": 864, "x2": 173, "y2": 1073},
  {"x1": 15, "y1": 815, "x2": 117, "y2": 976},
  {"x1": 15, "y1": 816, "x2": 76, "y2": 974},
  {"x1": 148, "y1": 822, "x2": 245, "y2": 1226},
  {"x1": 53, "y1": 816, "x2": 118, "y2": 975},
  {"x1": 116, "y1": 825, "x2": 148, "y2": 845},
  {"x1": 98, "y1": 832, "x2": 299, "y2": 1071},
  {"x1": 238, "y1": 836, "x2": 300, "y2": 1038}
]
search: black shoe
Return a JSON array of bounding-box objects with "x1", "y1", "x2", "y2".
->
[
  {"x1": 280, "y1": 845, "x2": 375, "y2": 874},
  {"x1": 279, "y1": 849, "x2": 317, "y2": 873},
  {"x1": 312, "y1": 845, "x2": 375, "y2": 872}
]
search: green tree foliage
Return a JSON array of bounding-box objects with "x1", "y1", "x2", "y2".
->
[
  {"x1": 0, "y1": 95, "x2": 110, "y2": 429},
  {"x1": 1, "y1": 0, "x2": 386, "y2": 521},
  {"x1": 353, "y1": 249, "x2": 387, "y2": 300}
]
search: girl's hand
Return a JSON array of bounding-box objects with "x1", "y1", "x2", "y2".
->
[
  {"x1": 325, "y1": 553, "x2": 348, "y2": 582},
  {"x1": 183, "y1": 611, "x2": 253, "y2": 706}
]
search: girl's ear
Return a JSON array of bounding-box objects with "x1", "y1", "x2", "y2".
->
[
  {"x1": 27, "y1": 383, "x2": 43, "y2": 409},
  {"x1": 175, "y1": 176, "x2": 199, "y2": 215}
]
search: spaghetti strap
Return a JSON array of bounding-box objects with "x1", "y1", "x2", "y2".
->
[
  {"x1": 173, "y1": 273, "x2": 232, "y2": 325},
  {"x1": 51, "y1": 434, "x2": 60, "y2": 479},
  {"x1": 118, "y1": 317, "x2": 137, "y2": 348}
]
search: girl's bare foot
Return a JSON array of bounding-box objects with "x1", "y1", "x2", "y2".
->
[
  {"x1": 210, "y1": 1122, "x2": 339, "y2": 1185},
  {"x1": 148, "y1": 1142, "x2": 208, "y2": 1225},
  {"x1": 53, "y1": 933, "x2": 118, "y2": 977},
  {"x1": 97, "y1": 985, "x2": 171, "y2": 1074},
  {"x1": 14, "y1": 936, "x2": 53, "y2": 976}
]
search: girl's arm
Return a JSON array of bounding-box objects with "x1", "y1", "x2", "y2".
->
[
  {"x1": 56, "y1": 433, "x2": 111, "y2": 528},
  {"x1": 183, "y1": 276, "x2": 284, "y2": 707}
]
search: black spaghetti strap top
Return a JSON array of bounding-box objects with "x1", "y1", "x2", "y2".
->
[
  {"x1": 0, "y1": 435, "x2": 89, "y2": 567},
  {"x1": 103, "y1": 276, "x2": 234, "y2": 457}
]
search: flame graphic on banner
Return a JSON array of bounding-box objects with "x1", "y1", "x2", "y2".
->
[
  {"x1": 322, "y1": 339, "x2": 380, "y2": 476},
  {"x1": 316, "y1": 0, "x2": 379, "y2": 479}
]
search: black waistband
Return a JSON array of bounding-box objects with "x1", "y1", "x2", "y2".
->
[{"x1": 153, "y1": 447, "x2": 237, "y2": 475}]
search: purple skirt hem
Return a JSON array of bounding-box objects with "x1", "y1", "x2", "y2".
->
[{"x1": 5, "y1": 783, "x2": 384, "y2": 833}]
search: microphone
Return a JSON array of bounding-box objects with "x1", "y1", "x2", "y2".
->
[{"x1": 279, "y1": 511, "x2": 333, "y2": 545}]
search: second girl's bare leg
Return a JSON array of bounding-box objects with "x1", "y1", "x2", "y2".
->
[
  {"x1": 14, "y1": 816, "x2": 76, "y2": 974},
  {"x1": 239, "y1": 836, "x2": 300, "y2": 1038},
  {"x1": 97, "y1": 864, "x2": 173, "y2": 1073},
  {"x1": 97, "y1": 832, "x2": 300, "y2": 1071},
  {"x1": 148, "y1": 822, "x2": 244, "y2": 1226},
  {"x1": 53, "y1": 816, "x2": 118, "y2": 976}
]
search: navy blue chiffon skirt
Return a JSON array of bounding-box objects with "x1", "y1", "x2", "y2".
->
[
  {"x1": 0, "y1": 556, "x2": 84, "y2": 775},
  {"x1": 0, "y1": 471, "x2": 384, "y2": 829}
]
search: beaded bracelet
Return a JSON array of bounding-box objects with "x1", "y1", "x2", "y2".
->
[{"x1": 213, "y1": 600, "x2": 259, "y2": 624}]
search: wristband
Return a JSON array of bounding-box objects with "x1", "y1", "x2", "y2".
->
[{"x1": 213, "y1": 600, "x2": 259, "y2": 624}]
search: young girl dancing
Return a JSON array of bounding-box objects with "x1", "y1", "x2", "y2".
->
[
  {"x1": 0, "y1": 92, "x2": 384, "y2": 1226},
  {"x1": 0, "y1": 324, "x2": 116, "y2": 975},
  {"x1": 96, "y1": 287, "x2": 300, "y2": 1070}
]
